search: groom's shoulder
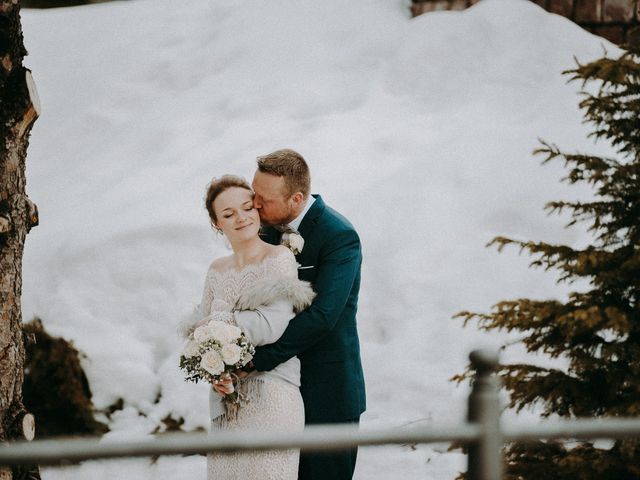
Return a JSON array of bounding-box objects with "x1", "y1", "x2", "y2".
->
[
  {"x1": 324, "y1": 205, "x2": 355, "y2": 230},
  {"x1": 316, "y1": 198, "x2": 358, "y2": 235}
]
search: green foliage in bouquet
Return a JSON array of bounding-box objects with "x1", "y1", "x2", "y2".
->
[
  {"x1": 454, "y1": 46, "x2": 640, "y2": 479},
  {"x1": 179, "y1": 352, "x2": 207, "y2": 384}
]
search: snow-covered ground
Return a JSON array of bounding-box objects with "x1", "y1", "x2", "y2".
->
[{"x1": 19, "y1": 0, "x2": 619, "y2": 477}]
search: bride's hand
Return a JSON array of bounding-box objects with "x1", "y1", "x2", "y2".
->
[{"x1": 212, "y1": 377, "x2": 234, "y2": 396}]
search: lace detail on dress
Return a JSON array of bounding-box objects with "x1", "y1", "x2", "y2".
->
[
  {"x1": 200, "y1": 248, "x2": 304, "y2": 480},
  {"x1": 208, "y1": 380, "x2": 304, "y2": 480},
  {"x1": 204, "y1": 249, "x2": 298, "y2": 312},
  {"x1": 198, "y1": 275, "x2": 215, "y2": 319}
]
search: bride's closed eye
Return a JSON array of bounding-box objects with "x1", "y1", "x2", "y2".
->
[{"x1": 223, "y1": 203, "x2": 254, "y2": 217}]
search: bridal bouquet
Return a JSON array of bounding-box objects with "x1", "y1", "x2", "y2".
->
[{"x1": 179, "y1": 316, "x2": 255, "y2": 405}]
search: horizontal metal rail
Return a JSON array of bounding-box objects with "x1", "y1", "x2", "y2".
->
[
  {"x1": 2, "y1": 418, "x2": 640, "y2": 467},
  {"x1": 0, "y1": 423, "x2": 480, "y2": 466},
  {"x1": 2, "y1": 350, "x2": 640, "y2": 480}
]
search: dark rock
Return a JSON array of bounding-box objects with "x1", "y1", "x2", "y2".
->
[{"x1": 22, "y1": 318, "x2": 108, "y2": 438}]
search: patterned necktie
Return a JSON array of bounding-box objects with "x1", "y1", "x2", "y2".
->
[
  {"x1": 273, "y1": 224, "x2": 302, "y2": 252},
  {"x1": 273, "y1": 224, "x2": 297, "y2": 235}
]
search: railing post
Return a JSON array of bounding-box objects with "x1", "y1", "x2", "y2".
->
[{"x1": 467, "y1": 349, "x2": 502, "y2": 480}]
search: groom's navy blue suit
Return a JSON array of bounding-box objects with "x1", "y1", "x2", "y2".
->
[{"x1": 253, "y1": 195, "x2": 366, "y2": 479}]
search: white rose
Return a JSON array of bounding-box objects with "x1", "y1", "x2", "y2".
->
[
  {"x1": 193, "y1": 323, "x2": 216, "y2": 342},
  {"x1": 224, "y1": 324, "x2": 242, "y2": 342},
  {"x1": 221, "y1": 344, "x2": 242, "y2": 365},
  {"x1": 200, "y1": 350, "x2": 225, "y2": 376},
  {"x1": 288, "y1": 233, "x2": 304, "y2": 254},
  {"x1": 210, "y1": 322, "x2": 242, "y2": 344},
  {"x1": 183, "y1": 340, "x2": 200, "y2": 358},
  {"x1": 209, "y1": 322, "x2": 229, "y2": 342}
]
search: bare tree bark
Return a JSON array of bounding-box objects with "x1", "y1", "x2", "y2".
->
[{"x1": 0, "y1": 1, "x2": 40, "y2": 478}]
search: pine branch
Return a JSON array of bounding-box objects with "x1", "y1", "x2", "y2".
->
[
  {"x1": 454, "y1": 47, "x2": 640, "y2": 475},
  {"x1": 564, "y1": 49, "x2": 640, "y2": 88},
  {"x1": 499, "y1": 364, "x2": 580, "y2": 416},
  {"x1": 505, "y1": 440, "x2": 640, "y2": 480},
  {"x1": 535, "y1": 142, "x2": 617, "y2": 185}
]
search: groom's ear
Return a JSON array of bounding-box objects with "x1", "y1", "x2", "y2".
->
[{"x1": 290, "y1": 191, "x2": 305, "y2": 207}]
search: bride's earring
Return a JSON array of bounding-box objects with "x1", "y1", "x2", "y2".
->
[{"x1": 215, "y1": 227, "x2": 232, "y2": 250}]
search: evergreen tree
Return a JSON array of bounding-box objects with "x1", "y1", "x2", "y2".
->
[{"x1": 455, "y1": 46, "x2": 640, "y2": 479}]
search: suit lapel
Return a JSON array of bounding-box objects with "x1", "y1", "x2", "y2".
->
[{"x1": 296, "y1": 195, "x2": 325, "y2": 280}]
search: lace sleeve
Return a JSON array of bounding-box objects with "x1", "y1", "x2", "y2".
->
[
  {"x1": 179, "y1": 265, "x2": 215, "y2": 338},
  {"x1": 270, "y1": 248, "x2": 299, "y2": 279},
  {"x1": 198, "y1": 266, "x2": 215, "y2": 318}
]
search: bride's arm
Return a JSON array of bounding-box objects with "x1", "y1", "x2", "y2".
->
[
  {"x1": 234, "y1": 300, "x2": 295, "y2": 346},
  {"x1": 179, "y1": 266, "x2": 215, "y2": 338},
  {"x1": 198, "y1": 272, "x2": 214, "y2": 319},
  {"x1": 233, "y1": 253, "x2": 314, "y2": 347}
]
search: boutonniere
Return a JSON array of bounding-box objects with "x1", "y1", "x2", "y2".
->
[{"x1": 282, "y1": 231, "x2": 305, "y2": 255}]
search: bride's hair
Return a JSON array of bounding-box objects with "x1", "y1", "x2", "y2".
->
[{"x1": 204, "y1": 175, "x2": 253, "y2": 228}]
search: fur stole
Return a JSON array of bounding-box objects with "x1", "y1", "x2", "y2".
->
[
  {"x1": 234, "y1": 274, "x2": 315, "y2": 313},
  {"x1": 179, "y1": 274, "x2": 315, "y2": 339}
]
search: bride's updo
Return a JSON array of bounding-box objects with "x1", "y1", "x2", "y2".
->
[{"x1": 205, "y1": 175, "x2": 253, "y2": 227}]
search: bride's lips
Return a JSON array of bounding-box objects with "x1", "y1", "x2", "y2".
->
[{"x1": 235, "y1": 223, "x2": 252, "y2": 231}]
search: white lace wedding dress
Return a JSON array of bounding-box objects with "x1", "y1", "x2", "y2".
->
[{"x1": 198, "y1": 249, "x2": 306, "y2": 480}]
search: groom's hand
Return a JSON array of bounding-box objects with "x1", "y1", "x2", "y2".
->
[
  {"x1": 234, "y1": 361, "x2": 255, "y2": 379},
  {"x1": 233, "y1": 369, "x2": 250, "y2": 380}
]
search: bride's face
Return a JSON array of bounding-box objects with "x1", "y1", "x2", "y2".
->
[{"x1": 212, "y1": 187, "x2": 261, "y2": 243}]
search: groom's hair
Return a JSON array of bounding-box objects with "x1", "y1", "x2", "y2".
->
[{"x1": 256, "y1": 149, "x2": 310, "y2": 199}]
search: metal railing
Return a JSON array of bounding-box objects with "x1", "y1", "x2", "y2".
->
[{"x1": 2, "y1": 349, "x2": 640, "y2": 480}]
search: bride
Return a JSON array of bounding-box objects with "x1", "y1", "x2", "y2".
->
[{"x1": 191, "y1": 174, "x2": 315, "y2": 479}]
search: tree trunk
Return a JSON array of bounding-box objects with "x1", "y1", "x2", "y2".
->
[{"x1": 0, "y1": 1, "x2": 40, "y2": 478}]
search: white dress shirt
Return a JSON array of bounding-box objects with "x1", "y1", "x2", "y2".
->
[{"x1": 288, "y1": 195, "x2": 315, "y2": 232}]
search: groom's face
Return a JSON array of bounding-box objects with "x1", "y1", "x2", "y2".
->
[{"x1": 252, "y1": 171, "x2": 294, "y2": 226}]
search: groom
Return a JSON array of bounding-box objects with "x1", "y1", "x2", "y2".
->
[{"x1": 250, "y1": 148, "x2": 366, "y2": 480}]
